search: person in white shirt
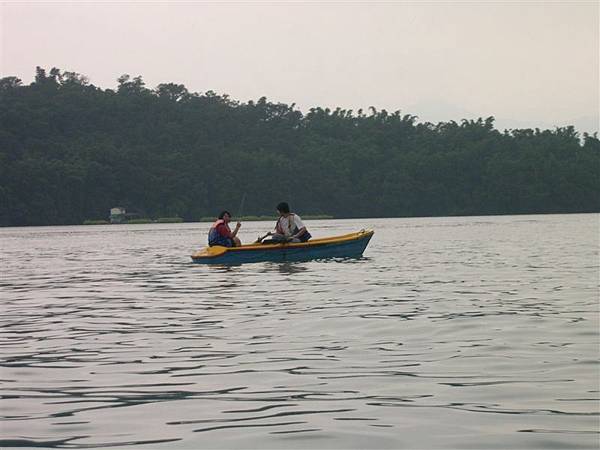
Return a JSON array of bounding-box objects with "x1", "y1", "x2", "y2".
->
[{"x1": 265, "y1": 202, "x2": 312, "y2": 243}]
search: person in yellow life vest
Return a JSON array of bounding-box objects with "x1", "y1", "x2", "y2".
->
[
  {"x1": 265, "y1": 202, "x2": 312, "y2": 243},
  {"x1": 208, "y1": 211, "x2": 241, "y2": 247}
]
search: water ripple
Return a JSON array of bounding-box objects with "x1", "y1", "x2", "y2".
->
[{"x1": 1, "y1": 215, "x2": 598, "y2": 448}]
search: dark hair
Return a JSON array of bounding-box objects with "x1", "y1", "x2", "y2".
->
[
  {"x1": 276, "y1": 202, "x2": 290, "y2": 214},
  {"x1": 218, "y1": 210, "x2": 231, "y2": 219}
]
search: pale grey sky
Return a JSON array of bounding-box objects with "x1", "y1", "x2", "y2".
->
[{"x1": 1, "y1": 1, "x2": 598, "y2": 133}]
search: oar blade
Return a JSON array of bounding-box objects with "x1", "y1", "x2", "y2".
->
[{"x1": 192, "y1": 245, "x2": 228, "y2": 259}]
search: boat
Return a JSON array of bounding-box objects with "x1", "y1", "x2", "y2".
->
[{"x1": 191, "y1": 229, "x2": 374, "y2": 264}]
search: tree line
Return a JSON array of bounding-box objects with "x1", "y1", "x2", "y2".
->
[{"x1": 0, "y1": 66, "x2": 598, "y2": 226}]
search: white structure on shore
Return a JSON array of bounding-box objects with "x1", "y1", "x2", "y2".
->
[{"x1": 110, "y1": 207, "x2": 126, "y2": 224}]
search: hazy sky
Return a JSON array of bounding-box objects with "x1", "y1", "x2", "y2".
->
[{"x1": 1, "y1": 1, "x2": 598, "y2": 133}]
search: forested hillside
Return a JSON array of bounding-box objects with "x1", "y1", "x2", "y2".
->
[{"x1": 1, "y1": 67, "x2": 598, "y2": 226}]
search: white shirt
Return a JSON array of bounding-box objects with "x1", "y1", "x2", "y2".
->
[{"x1": 276, "y1": 214, "x2": 305, "y2": 237}]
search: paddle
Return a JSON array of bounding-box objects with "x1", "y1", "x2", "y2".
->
[
  {"x1": 192, "y1": 245, "x2": 229, "y2": 258},
  {"x1": 254, "y1": 233, "x2": 294, "y2": 244},
  {"x1": 254, "y1": 232, "x2": 271, "y2": 244}
]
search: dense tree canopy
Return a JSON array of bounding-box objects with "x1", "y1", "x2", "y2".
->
[{"x1": 0, "y1": 67, "x2": 598, "y2": 226}]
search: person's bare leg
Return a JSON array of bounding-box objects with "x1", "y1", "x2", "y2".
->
[{"x1": 233, "y1": 237, "x2": 241, "y2": 247}]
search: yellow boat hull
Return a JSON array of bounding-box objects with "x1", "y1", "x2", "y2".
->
[{"x1": 191, "y1": 230, "x2": 374, "y2": 264}]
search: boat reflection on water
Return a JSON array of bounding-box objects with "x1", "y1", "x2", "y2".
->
[{"x1": 267, "y1": 261, "x2": 309, "y2": 274}]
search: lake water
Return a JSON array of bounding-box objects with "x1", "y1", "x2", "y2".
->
[{"x1": 1, "y1": 214, "x2": 598, "y2": 449}]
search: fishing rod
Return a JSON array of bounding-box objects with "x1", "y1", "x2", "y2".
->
[{"x1": 237, "y1": 192, "x2": 246, "y2": 219}]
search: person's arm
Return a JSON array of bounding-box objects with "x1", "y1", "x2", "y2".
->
[
  {"x1": 291, "y1": 216, "x2": 306, "y2": 239},
  {"x1": 292, "y1": 226, "x2": 307, "y2": 239},
  {"x1": 231, "y1": 222, "x2": 241, "y2": 238}
]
